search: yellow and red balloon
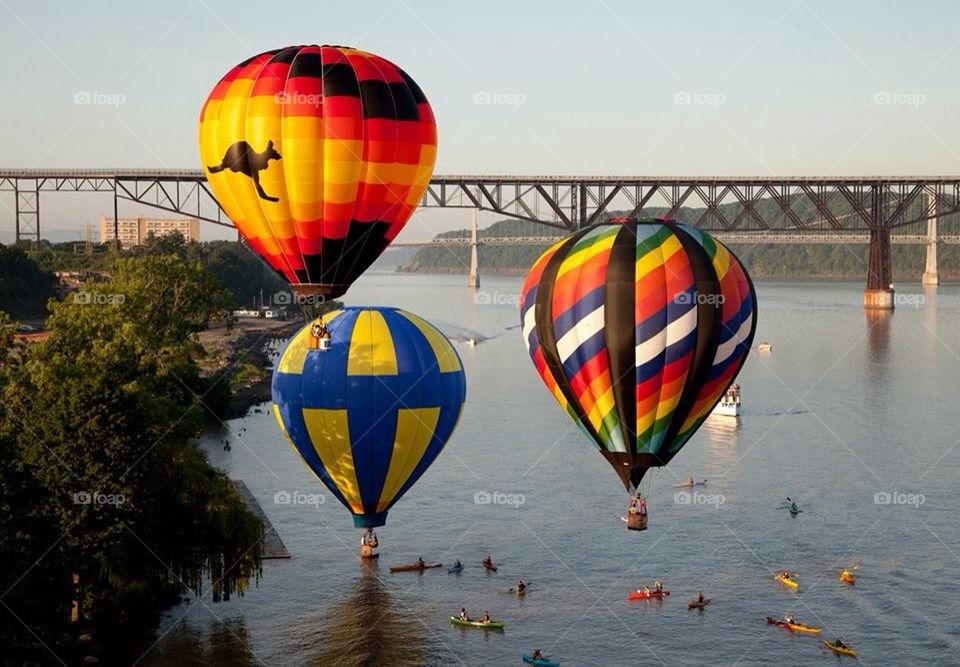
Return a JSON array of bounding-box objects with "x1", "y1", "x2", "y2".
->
[{"x1": 199, "y1": 45, "x2": 437, "y2": 298}]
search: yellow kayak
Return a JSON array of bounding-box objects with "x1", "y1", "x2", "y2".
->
[
  {"x1": 775, "y1": 573, "x2": 799, "y2": 589},
  {"x1": 823, "y1": 640, "x2": 858, "y2": 658},
  {"x1": 767, "y1": 617, "x2": 821, "y2": 634}
]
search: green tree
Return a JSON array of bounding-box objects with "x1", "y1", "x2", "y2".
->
[{"x1": 0, "y1": 255, "x2": 263, "y2": 661}]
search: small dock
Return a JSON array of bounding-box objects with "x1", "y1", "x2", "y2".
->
[{"x1": 233, "y1": 480, "x2": 290, "y2": 559}]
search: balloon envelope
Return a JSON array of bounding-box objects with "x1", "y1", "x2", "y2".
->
[
  {"x1": 199, "y1": 45, "x2": 437, "y2": 297},
  {"x1": 520, "y1": 218, "x2": 756, "y2": 490},
  {"x1": 272, "y1": 307, "x2": 465, "y2": 527}
]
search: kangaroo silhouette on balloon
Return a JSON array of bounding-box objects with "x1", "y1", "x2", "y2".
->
[{"x1": 207, "y1": 140, "x2": 282, "y2": 202}]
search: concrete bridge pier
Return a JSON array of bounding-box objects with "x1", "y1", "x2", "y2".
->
[
  {"x1": 922, "y1": 190, "x2": 939, "y2": 285},
  {"x1": 467, "y1": 208, "x2": 480, "y2": 288}
]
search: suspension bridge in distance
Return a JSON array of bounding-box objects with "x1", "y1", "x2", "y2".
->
[{"x1": 3, "y1": 169, "x2": 960, "y2": 309}]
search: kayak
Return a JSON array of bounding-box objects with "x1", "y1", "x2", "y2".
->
[
  {"x1": 389, "y1": 562, "x2": 442, "y2": 573},
  {"x1": 775, "y1": 574, "x2": 799, "y2": 589},
  {"x1": 766, "y1": 617, "x2": 822, "y2": 634},
  {"x1": 627, "y1": 590, "x2": 670, "y2": 600},
  {"x1": 483, "y1": 561, "x2": 498, "y2": 572},
  {"x1": 448, "y1": 563, "x2": 464, "y2": 574},
  {"x1": 688, "y1": 599, "x2": 710, "y2": 610},
  {"x1": 672, "y1": 480, "x2": 707, "y2": 488},
  {"x1": 523, "y1": 656, "x2": 560, "y2": 667},
  {"x1": 823, "y1": 640, "x2": 858, "y2": 658},
  {"x1": 450, "y1": 616, "x2": 505, "y2": 629},
  {"x1": 840, "y1": 571, "x2": 856, "y2": 585}
]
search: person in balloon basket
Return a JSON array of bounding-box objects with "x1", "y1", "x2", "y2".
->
[{"x1": 309, "y1": 320, "x2": 331, "y2": 349}]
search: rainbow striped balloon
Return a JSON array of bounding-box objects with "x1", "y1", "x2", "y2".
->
[{"x1": 520, "y1": 218, "x2": 756, "y2": 491}]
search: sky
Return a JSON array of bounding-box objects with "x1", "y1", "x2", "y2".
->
[{"x1": 1, "y1": 0, "x2": 958, "y2": 241}]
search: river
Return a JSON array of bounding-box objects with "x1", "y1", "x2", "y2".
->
[{"x1": 140, "y1": 272, "x2": 960, "y2": 666}]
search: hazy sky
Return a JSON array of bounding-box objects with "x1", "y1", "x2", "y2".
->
[{"x1": 2, "y1": 0, "x2": 958, "y2": 240}]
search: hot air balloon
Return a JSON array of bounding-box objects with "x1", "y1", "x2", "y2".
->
[
  {"x1": 272, "y1": 307, "x2": 466, "y2": 554},
  {"x1": 199, "y1": 45, "x2": 437, "y2": 298},
  {"x1": 520, "y1": 217, "x2": 756, "y2": 530}
]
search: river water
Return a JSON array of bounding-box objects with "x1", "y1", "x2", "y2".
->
[{"x1": 141, "y1": 272, "x2": 960, "y2": 667}]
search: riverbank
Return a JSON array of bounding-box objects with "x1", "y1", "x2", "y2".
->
[{"x1": 196, "y1": 317, "x2": 303, "y2": 419}]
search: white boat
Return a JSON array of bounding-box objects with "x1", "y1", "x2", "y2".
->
[
  {"x1": 712, "y1": 383, "x2": 741, "y2": 417},
  {"x1": 757, "y1": 341, "x2": 772, "y2": 352}
]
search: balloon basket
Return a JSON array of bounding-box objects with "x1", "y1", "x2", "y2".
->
[{"x1": 626, "y1": 513, "x2": 648, "y2": 531}]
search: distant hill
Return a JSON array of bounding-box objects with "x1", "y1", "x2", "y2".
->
[{"x1": 399, "y1": 216, "x2": 960, "y2": 280}]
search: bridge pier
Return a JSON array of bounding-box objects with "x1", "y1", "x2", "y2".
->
[
  {"x1": 922, "y1": 190, "x2": 939, "y2": 285},
  {"x1": 864, "y1": 226, "x2": 894, "y2": 310},
  {"x1": 468, "y1": 208, "x2": 480, "y2": 288}
]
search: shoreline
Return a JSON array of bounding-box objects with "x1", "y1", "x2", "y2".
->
[
  {"x1": 197, "y1": 317, "x2": 304, "y2": 420},
  {"x1": 395, "y1": 267, "x2": 959, "y2": 283}
]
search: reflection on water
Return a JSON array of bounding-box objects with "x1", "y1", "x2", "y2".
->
[
  {"x1": 865, "y1": 308, "x2": 892, "y2": 367},
  {"x1": 701, "y1": 415, "x2": 740, "y2": 466},
  {"x1": 299, "y1": 560, "x2": 437, "y2": 667},
  {"x1": 141, "y1": 618, "x2": 257, "y2": 667}
]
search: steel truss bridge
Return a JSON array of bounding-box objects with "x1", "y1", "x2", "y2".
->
[{"x1": 3, "y1": 170, "x2": 959, "y2": 295}]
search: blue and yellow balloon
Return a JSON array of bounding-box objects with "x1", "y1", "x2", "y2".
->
[{"x1": 272, "y1": 307, "x2": 466, "y2": 529}]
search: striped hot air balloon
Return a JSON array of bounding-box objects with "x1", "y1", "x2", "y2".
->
[
  {"x1": 199, "y1": 45, "x2": 436, "y2": 298},
  {"x1": 272, "y1": 307, "x2": 466, "y2": 529},
  {"x1": 520, "y1": 217, "x2": 756, "y2": 498}
]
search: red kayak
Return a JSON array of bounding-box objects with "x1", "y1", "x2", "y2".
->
[
  {"x1": 627, "y1": 589, "x2": 670, "y2": 600},
  {"x1": 482, "y1": 560, "x2": 498, "y2": 572},
  {"x1": 389, "y1": 562, "x2": 442, "y2": 573}
]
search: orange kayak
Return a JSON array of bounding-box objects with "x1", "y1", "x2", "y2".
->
[
  {"x1": 389, "y1": 562, "x2": 441, "y2": 573},
  {"x1": 840, "y1": 571, "x2": 856, "y2": 585}
]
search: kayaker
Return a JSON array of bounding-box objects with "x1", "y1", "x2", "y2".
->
[
  {"x1": 531, "y1": 649, "x2": 544, "y2": 659},
  {"x1": 687, "y1": 476, "x2": 694, "y2": 486},
  {"x1": 454, "y1": 558, "x2": 462, "y2": 568},
  {"x1": 517, "y1": 579, "x2": 526, "y2": 593},
  {"x1": 697, "y1": 591, "x2": 704, "y2": 604},
  {"x1": 459, "y1": 607, "x2": 468, "y2": 621},
  {"x1": 642, "y1": 585, "x2": 651, "y2": 595},
  {"x1": 483, "y1": 555, "x2": 492, "y2": 565},
  {"x1": 417, "y1": 556, "x2": 425, "y2": 568},
  {"x1": 784, "y1": 614, "x2": 795, "y2": 624},
  {"x1": 653, "y1": 579, "x2": 663, "y2": 592},
  {"x1": 834, "y1": 639, "x2": 848, "y2": 649},
  {"x1": 482, "y1": 611, "x2": 491, "y2": 623}
]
